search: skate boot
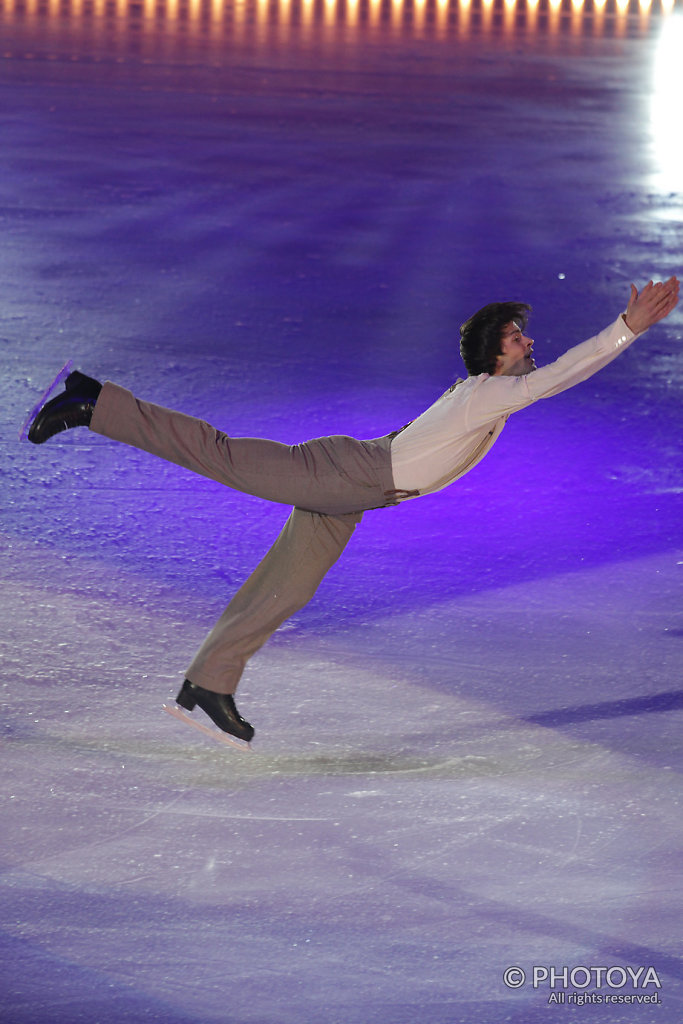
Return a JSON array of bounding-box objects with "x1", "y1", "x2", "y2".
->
[
  {"x1": 175, "y1": 679, "x2": 255, "y2": 743},
  {"x1": 27, "y1": 369, "x2": 102, "y2": 444}
]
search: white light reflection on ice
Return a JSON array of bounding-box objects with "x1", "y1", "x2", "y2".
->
[{"x1": 650, "y1": 14, "x2": 683, "y2": 194}]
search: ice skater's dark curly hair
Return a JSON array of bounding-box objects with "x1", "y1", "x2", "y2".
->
[{"x1": 459, "y1": 301, "x2": 532, "y2": 376}]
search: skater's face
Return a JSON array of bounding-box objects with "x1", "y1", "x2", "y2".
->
[{"x1": 493, "y1": 321, "x2": 536, "y2": 376}]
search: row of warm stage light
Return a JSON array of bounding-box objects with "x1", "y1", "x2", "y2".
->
[
  {"x1": 6, "y1": 0, "x2": 682, "y2": 15},
  {"x1": 2, "y1": 0, "x2": 679, "y2": 36}
]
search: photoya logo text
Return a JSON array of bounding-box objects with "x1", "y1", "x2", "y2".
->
[{"x1": 503, "y1": 965, "x2": 662, "y2": 991}]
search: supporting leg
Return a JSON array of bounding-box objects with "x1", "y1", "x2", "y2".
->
[{"x1": 186, "y1": 507, "x2": 363, "y2": 695}]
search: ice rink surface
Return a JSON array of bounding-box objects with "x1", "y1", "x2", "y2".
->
[{"x1": 1, "y1": 0, "x2": 682, "y2": 1020}]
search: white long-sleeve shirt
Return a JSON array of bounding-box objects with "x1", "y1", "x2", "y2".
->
[{"x1": 390, "y1": 314, "x2": 637, "y2": 497}]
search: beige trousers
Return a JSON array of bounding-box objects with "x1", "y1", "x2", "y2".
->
[{"x1": 90, "y1": 383, "x2": 400, "y2": 694}]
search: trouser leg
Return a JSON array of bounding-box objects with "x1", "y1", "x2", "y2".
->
[
  {"x1": 89, "y1": 383, "x2": 398, "y2": 698},
  {"x1": 185, "y1": 507, "x2": 363, "y2": 694},
  {"x1": 90, "y1": 383, "x2": 395, "y2": 515}
]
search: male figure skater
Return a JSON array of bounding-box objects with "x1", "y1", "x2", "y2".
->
[{"x1": 26, "y1": 277, "x2": 679, "y2": 744}]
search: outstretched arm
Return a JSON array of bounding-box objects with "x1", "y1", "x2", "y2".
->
[
  {"x1": 464, "y1": 275, "x2": 680, "y2": 428},
  {"x1": 623, "y1": 276, "x2": 679, "y2": 334}
]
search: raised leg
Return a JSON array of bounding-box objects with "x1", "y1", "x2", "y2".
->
[{"x1": 89, "y1": 382, "x2": 393, "y2": 515}]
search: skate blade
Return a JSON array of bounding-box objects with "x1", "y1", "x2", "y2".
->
[
  {"x1": 19, "y1": 360, "x2": 75, "y2": 441},
  {"x1": 163, "y1": 703, "x2": 253, "y2": 752}
]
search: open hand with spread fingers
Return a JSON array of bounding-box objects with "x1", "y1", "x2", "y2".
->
[{"x1": 624, "y1": 276, "x2": 679, "y2": 334}]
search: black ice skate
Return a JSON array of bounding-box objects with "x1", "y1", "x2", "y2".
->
[
  {"x1": 23, "y1": 363, "x2": 102, "y2": 444},
  {"x1": 164, "y1": 679, "x2": 254, "y2": 751}
]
